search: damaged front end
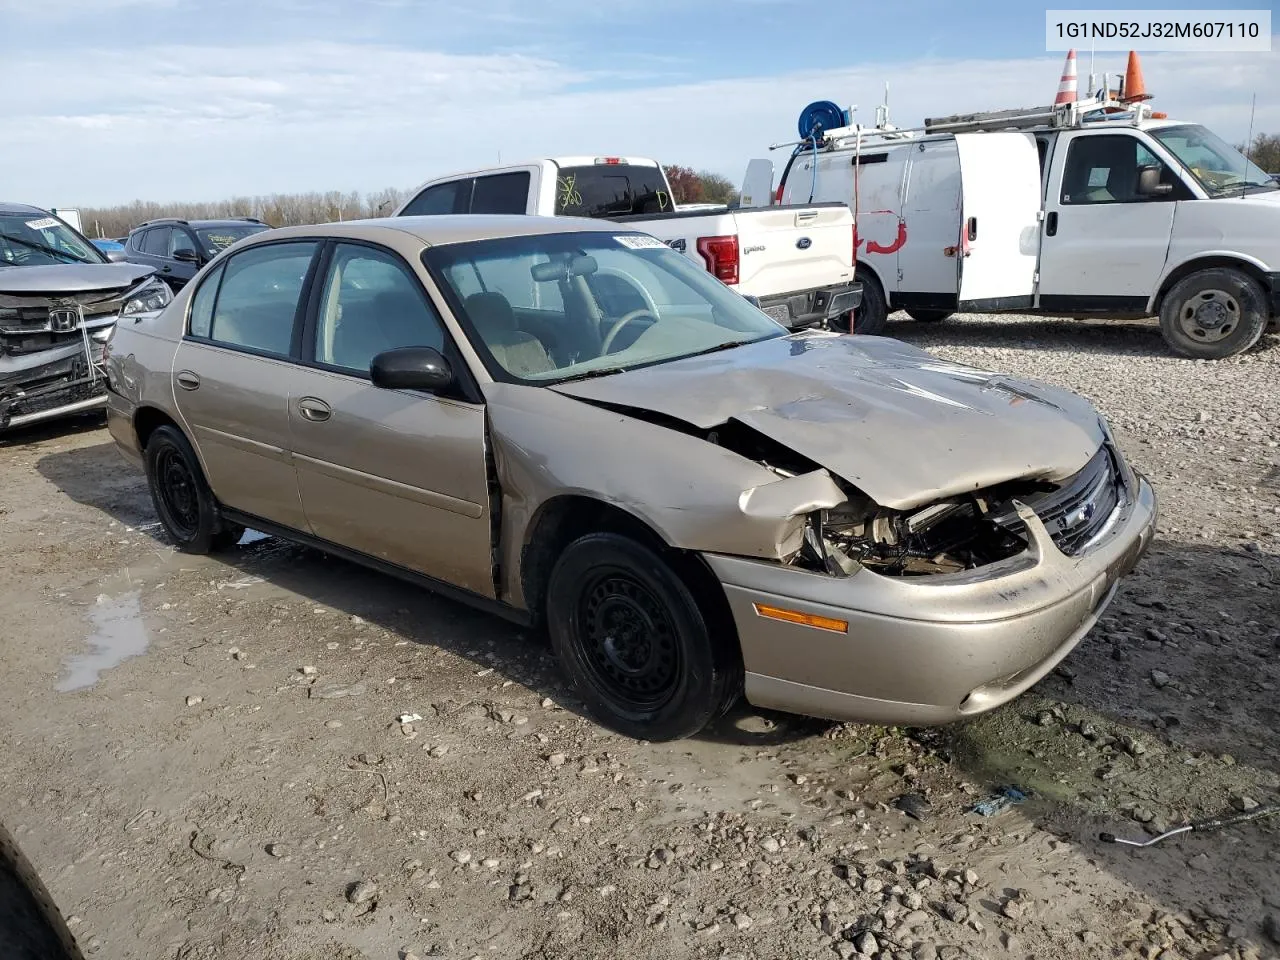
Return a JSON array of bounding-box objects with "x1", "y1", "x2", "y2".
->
[
  {"x1": 726, "y1": 423, "x2": 1132, "y2": 579},
  {"x1": 0, "y1": 278, "x2": 170, "y2": 431}
]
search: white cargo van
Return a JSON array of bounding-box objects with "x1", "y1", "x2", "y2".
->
[{"x1": 768, "y1": 97, "x2": 1280, "y2": 359}]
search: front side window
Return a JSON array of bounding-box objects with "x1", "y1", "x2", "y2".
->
[
  {"x1": 1060, "y1": 135, "x2": 1178, "y2": 205},
  {"x1": 424, "y1": 231, "x2": 785, "y2": 384},
  {"x1": 170, "y1": 229, "x2": 199, "y2": 258},
  {"x1": 313, "y1": 243, "x2": 445, "y2": 374},
  {"x1": 401, "y1": 182, "x2": 468, "y2": 216},
  {"x1": 553, "y1": 164, "x2": 672, "y2": 217},
  {"x1": 1149, "y1": 124, "x2": 1278, "y2": 197},
  {"x1": 204, "y1": 241, "x2": 317, "y2": 355},
  {"x1": 0, "y1": 211, "x2": 105, "y2": 266}
]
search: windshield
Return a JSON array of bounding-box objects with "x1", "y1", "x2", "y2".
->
[
  {"x1": 0, "y1": 212, "x2": 106, "y2": 266},
  {"x1": 195, "y1": 224, "x2": 269, "y2": 258},
  {"x1": 1149, "y1": 124, "x2": 1279, "y2": 197},
  {"x1": 553, "y1": 164, "x2": 674, "y2": 217},
  {"x1": 423, "y1": 231, "x2": 786, "y2": 384}
]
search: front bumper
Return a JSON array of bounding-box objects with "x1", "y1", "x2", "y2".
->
[
  {"x1": 757, "y1": 282, "x2": 863, "y2": 330},
  {"x1": 0, "y1": 337, "x2": 109, "y2": 432},
  {"x1": 705, "y1": 474, "x2": 1157, "y2": 726}
]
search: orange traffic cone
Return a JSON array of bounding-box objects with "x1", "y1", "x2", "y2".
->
[
  {"x1": 1054, "y1": 49, "x2": 1078, "y2": 105},
  {"x1": 1119, "y1": 50, "x2": 1153, "y2": 103}
]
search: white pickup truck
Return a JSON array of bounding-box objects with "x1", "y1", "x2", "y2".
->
[{"x1": 394, "y1": 156, "x2": 861, "y2": 329}]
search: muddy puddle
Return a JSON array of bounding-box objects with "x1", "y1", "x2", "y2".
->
[{"x1": 57, "y1": 591, "x2": 149, "y2": 692}]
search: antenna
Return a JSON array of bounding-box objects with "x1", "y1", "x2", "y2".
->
[{"x1": 1242, "y1": 92, "x2": 1257, "y2": 199}]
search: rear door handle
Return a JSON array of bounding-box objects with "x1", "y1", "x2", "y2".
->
[
  {"x1": 1045, "y1": 211, "x2": 1058, "y2": 237},
  {"x1": 297, "y1": 397, "x2": 331, "y2": 422},
  {"x1": 175, "y1": 370, "x2": 200, "y2": 391}
]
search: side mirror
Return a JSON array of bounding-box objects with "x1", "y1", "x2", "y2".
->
[
  {"x1": 173, "y1": 248, "x2": 201, "y2": 263},
  {"x1": 1136, "y1": 165, "x2": 1173, "y2": 197},
  {"x1": 105, "y1": 249, "x2": 127, "y2": 262},
  {"x1": 370, "y1": 346, "x2": 453, "y2": 393}
]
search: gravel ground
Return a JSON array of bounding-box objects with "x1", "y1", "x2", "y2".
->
[{"x1": 0, "y1": 312, "x2": 1277, "y2": 960}]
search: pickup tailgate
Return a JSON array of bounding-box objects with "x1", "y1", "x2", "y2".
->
[{"x1": 730, "y1": 204, "x2": 855, "y2": 298}]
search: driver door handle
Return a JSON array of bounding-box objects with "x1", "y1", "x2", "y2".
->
[
  {"x1": 1045, "y1": 211, "x2": 1059, "y2": 237},
  {"x1": 297, "y1": 397, "x2": 331, "y2": 422},
  {"x1": 175, "y1": 370, "x2": 200, "y2": 391}
]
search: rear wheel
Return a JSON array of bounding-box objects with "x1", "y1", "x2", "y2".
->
[
  {"x1": 1158, "y1": 268, "x2": 1267, "y2": 359},
  {"x1": 144, "y1": 425, "x2": 244, "y2": 553},
  {"x1": 546, "y1": 533, "x2": 741, "y2": 741},
  {"x1": 838, "y1": 269, "x2": 887, "y2": 335},
  {"x1": 905, "y1": 308, "x2": 952, "y2": 323}
]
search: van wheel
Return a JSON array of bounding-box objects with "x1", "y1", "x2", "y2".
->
[
  {"x1": 144, "y1": 425, "x2": 244, "y2": 553},
  {"x1": 843, "y1": 270, "x2": 887, "y2": 335},
  {"x1": 1159, "y1": 268, "x2": 1267, "y2": 359},
  {"x1": 545, "y1": 533, "x2": 741, "y2": 741},
  {"x1": 905, "y1": 309, "x2": 952, "y2": 323}
]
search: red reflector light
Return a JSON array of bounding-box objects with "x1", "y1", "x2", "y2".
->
[
  {"x1": 774, "y1": 184, "x2": 784, "y2": 204},
  {"x1": 594, "y1": 157, "x2": 622, "y2": 165},
  {"x1": 696, "y1": 235, "x2": 739, "y2": 285}
]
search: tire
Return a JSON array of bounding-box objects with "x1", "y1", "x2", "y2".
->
[
  {"x1": 545, "y1": 533, "x2": 742, "y2": 741},
  {"x1": 143, "y1": 425, "x2": 243, "y2": 553},
  {"x1": 905, "y1": 308, "x2": 952, "y2": 323},
  {"x1": 1158, "y1": 268, "x2": 1268, "y2": 359},
  {"x1": 835, "y1": 269, "x2": 887, "y2": 335}
]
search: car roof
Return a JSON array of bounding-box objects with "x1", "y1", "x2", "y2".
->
[
  {"x1": 130, "y1": 218, "x2": 267, "y2": 231},
  {"x1": 246, "y1": 214, "x2": 627, "y2": 248},
  {"x1": 0, "y1": 202, "x2": 51, "y2": 216}
]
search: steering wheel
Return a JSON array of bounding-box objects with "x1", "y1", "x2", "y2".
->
[
  {"x1": 601, "y1": 308, "x2": 658, "y2": 354},
  {"x1": 595, "y1": 267, "x2": 660, "y2": 317}
]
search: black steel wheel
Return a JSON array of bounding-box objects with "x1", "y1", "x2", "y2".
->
[
  {"x1": 143, "y1": 425, "x2": 243, "y2": 553},
  {"x1": 546, "y1": 533, "x2": 741, "y2": 741}
]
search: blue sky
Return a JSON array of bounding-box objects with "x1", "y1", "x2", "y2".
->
[{"x1": 3, "y1": 0, "x2": 1277, "y2": 206}]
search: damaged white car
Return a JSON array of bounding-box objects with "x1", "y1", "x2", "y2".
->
[{"x1": 103, "y1": 215, "x2": 1157, "y2": 740}]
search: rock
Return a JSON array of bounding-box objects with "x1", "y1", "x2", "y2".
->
[
  {"x1": 760, "y1": 837, "x2": 781, "y2": 853},
  {"x1": 1263, "y1": 913, "x2": 1280, "y2": 945},
  {"x1": 481, "y1": 857, "x2": 500, "y2": 870},
  {"x1": 940, "y1": 902, "x2": 968, "y2": 923},
  {"x1": 346, "y1": 879, "x2": 378, "y2": 905},
  {"x1": 508, "y1": 883, "x2": 533, "y2": 902},
  {"x1": 321, "y1": 908, "x2": 338, "y2": 922},
  {"x1": 185, "y1": 695, "x2": 203, "y2": 707},
  {"x1": 309, "y1": 682, "x2": 366, "y2": 700},
  {"x1": 426, "y1": 744, "x2": 449, "y2": 758},
  {"x1": 647, "y1": 848, "x2": 674, "y2": 868},
  {"x1": 265, "y1": 843, "x2": 284, "y2": 858},
  {"x1": 324, "y1": 720, "x2": 343, "y2": 729},
  {"x1": 961, "y1": 869, "x2": 979, "y2": 887},
  {"x1": 911, "y1": 945, "x2": 938, "y2": 960},
  {"x1": 300, "y1": 665, "x2": 318, "y2": 676},
  {"x1": 733, "y1": 913, "x2": 753, "y2": 931},
  {"x1": 893, "y1": 793, "x2": 933, "y2": 822},
  {"x1": 1231, "y1": 795, "x2": 1260, "y2": 813},
  {"x1": 1001, "y1": 900, "x2": 1022, "y2": 920},
  {"x1": 1131, "y1": 807, "x2": 1156, "y2": 824},
  {"x1": 862, "y1": 876, "x2": 885, "y2": 895},
  {"x1": 450, "y1": 850, "x2": 471, "y2": 864},
  {"x1": 853, "y1": 931, "x2": 879, "y2": 955},
  {"x1": 547, "y1": 752, "x2": 566, "y2": 768},
  {"x1": 1150, "y1": 670, "x2": 1172, "y2": 689},
  {"x1": 901, "y1": 891, "x2": 924, "y2": 910}
]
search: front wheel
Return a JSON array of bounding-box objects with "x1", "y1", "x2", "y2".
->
[
  {"x1": 144, "y1": 425, "x2": 244, "y2": 553},
  {"x1": 545, "y1": 533, "x2": 741, "y2": 741},
  {"x1": 1158, "y1": 268, "x2": 1268, "y2": 359}
]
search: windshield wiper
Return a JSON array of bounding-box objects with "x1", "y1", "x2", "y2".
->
[
  {"x1": 1, "y1": 235, "x2": 96, "y2": 264},
  {"x1": 679, "y1": 339, "x2": 756, "y2": 360},
  {"x1": 553, "y1": 366, "x2": 626, "y2": 384}
]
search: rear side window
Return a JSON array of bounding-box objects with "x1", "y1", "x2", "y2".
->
[
  {"x1": 401, "y1": 181, "x2": 469, "y2": 216},
  {"x1": 141, "y1": 227, "x2": 170, "y2": 256},
  {"x1": 470, "y1": 172, "x2": 530, "y2": 214},
  {"x1": 204, "y1": 241, "x2": 317, "y2": 355},
  {"x1": 553, "y1": 164, "x2": 672, "y2": 217}
]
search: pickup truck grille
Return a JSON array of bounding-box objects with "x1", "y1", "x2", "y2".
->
[{"x1": 992, "y1": 447, "x2": 1122, "y2": 556}]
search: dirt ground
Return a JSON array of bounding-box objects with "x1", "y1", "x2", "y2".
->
[{"x1": 1, "y1": 313, "x2": 1278, "y2": 960}]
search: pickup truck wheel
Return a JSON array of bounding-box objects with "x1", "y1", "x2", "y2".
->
[
  {"x1": 144, "y1": 425, "x2": 244, "y2": 553},
  {"x1": 546, "y1": 533, "x2": 741, "y2": 742},
  {"x1": 905, "y1": 309, "x2": 952, "y2": 323},
  {"x1": 1159, "y1": 268, "x2": 1267, "y2": 359},
  {"x1": 841, "y1": 270, "x2": 887, "y2": 335}
]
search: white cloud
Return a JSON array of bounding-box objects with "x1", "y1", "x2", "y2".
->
[{"x1": 2, "y1": 42, "x2": 1276, "y2": 206}]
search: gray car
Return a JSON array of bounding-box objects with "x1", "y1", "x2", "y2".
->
[
  {"x1": 103, "y1": 214, "x2": 1157, "y2": 741},
  {"x1": 1, "y1": 203, "x2": 172, "y2": 432}
]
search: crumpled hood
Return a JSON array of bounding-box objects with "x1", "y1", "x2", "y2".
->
[
  {"x1": 0, "y1": 261, "x2": 154, "y2": 294},
  {"x1": 549, "y1": 332, "x2": 1106, "y2": 510}
]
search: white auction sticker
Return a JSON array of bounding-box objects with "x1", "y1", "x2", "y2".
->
[
  {"x1": 1046, "y1": 10, "x2": 1271, "y2": 51},
  {"x1": 615, "y1": 234, "x2": 668, "y2": 250},
  {"x1": 25, "y1": 217, "x2": 61, "y2": 230}
]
